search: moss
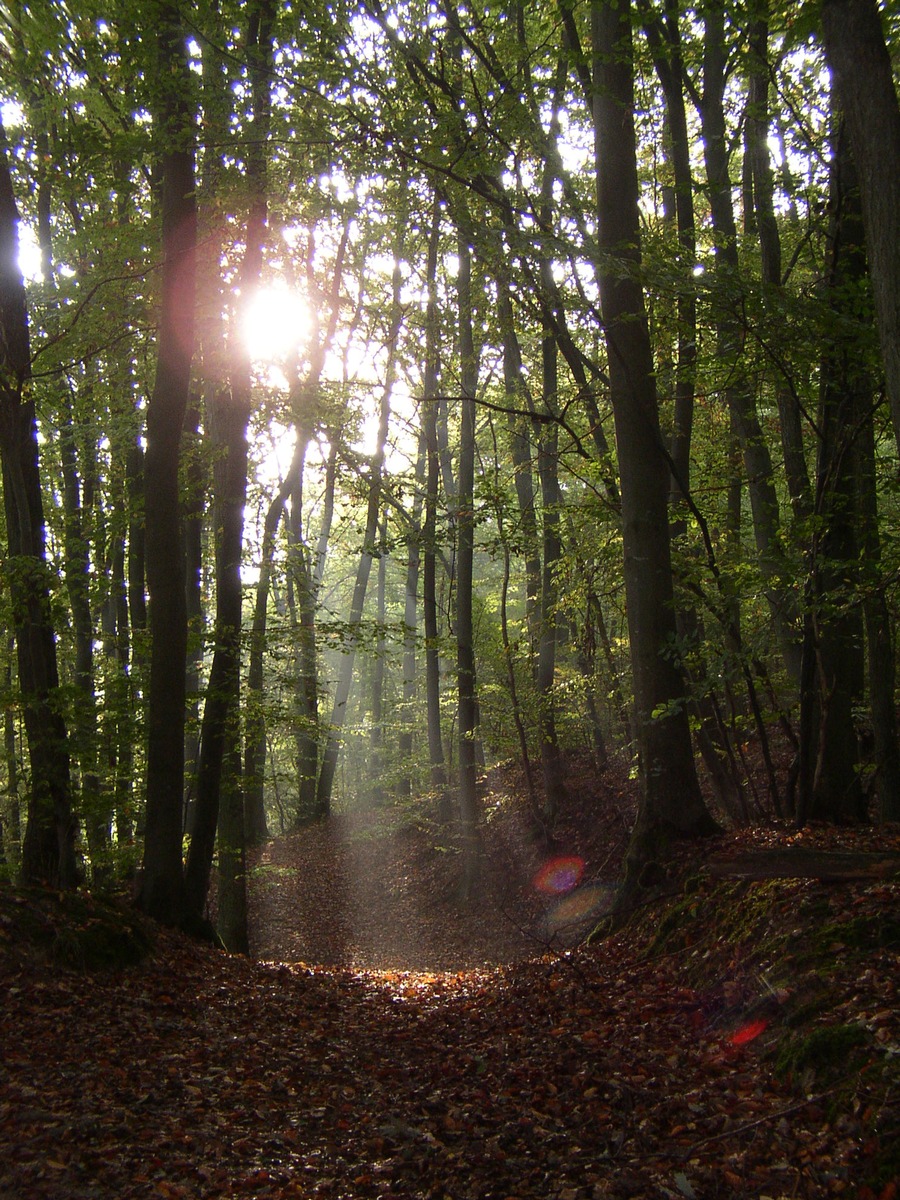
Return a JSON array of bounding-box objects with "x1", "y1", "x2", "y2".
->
[
  {"x1": 644, "y1": 894, "x2": 701, "y2": 956},
  {"x1": 775, "y1": 1022, "x2": 872, "y2": 1084},
  {"x1": 782, "y1": 985, "x2": 840, "y2": 1028},
  {"x1": 0, "y1": 884, "x2": 154, "y2": 970},
  {"x1": 812, "y1": 915, "x2": 900, "y2": 954}
]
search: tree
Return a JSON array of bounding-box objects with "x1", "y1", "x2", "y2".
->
[
  {"x1": 0, "y1": 114, "x2": 76, "y2": 888},
  {"x1": 183, "y1": 0, "x2": 276, "y2": 952},
  {"x1": 821, "y1": 0, "x2": 900, "y2": 456},
  {"x1": 590, "y1": 0, "x2": 718, "y2": 875},
  {"x1": 137, "y1": 5, "x2": 198, "y2": 926}
]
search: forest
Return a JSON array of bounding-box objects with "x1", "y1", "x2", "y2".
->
[{"x1": 0, "y1": 0, "x2": 900, "y2": 1194}]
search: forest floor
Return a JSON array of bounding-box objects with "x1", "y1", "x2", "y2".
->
[{"x1": 1, "y1": 757, "x2": 900, "y2": 1200}]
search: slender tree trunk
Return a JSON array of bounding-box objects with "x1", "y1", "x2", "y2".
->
[
  {"x1": 59, "y1": 398, "x2": 107, "y2": 874},
  {"x1": 700, "y1": 0, "x2": 802, "y2": 686},
  {"x1": 856, "y1": 414, "x2": 900, "y2": 822},
  {"x1": 498, "y1": 284, "x2": 541, "y2": 654},
  {"x1": 0, "y1": 115, "x2": 77, "y2": 889},
  {"x1": 536, "y1": 419, "x2": 566, "y2": 822},
  {"x1": 369, "y1": 512, "x2": 388, "y2": 805},
  {"x1": 316, "y1": 231, "x2": 403, "y2": 815},
  {"x1": 417, "y1": 203, "x2": 448, "y2": 807},
  {"x1": 536, "y1": 102, "x2": 567, "y2": 822},
  {"x1": 137, "y1": 6, "x2": 198, "y2": 925},
  {"x1": 746, "y1": 9, "x2": 812, "y2": 520},
  {"x1": 184, "y1": 0, "x2": 273, "y2": 940},
  {"x1": 592, "y1": 0, "x2": 717, "y2": 880},
  {"x1": 798, "y1": 119, "x2": 868, "y2": 825},
  {"x1": 398, "y1": 435, "x2": 425, "y2": 797},
  {"x1": 454, "y1": 221, "x2": 480, "y2": 898},
  {"x1": 182, "y1": 393, "x2": 204, "y2": 832}
]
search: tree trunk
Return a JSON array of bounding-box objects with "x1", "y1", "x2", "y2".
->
[
  {"x1": 700, "y1": 0, "x2": 802, "y2": 686},
  {"x1": 454, "y1": 221, "x2": 480, "y2": 898},
  {"x1": 182, "y1": 393, "x2": 204, "y2": 834},
  {"x1": 369, "y1": 512, "x2": 388, "y2": 805},
  {"x1": 591, "y1": 0, "x2": 717, "y2": 879},
  {"x1": 59, "y1": 397, "x2": 107, "y2": 875},
  {"x1": 137, "y1": 6, "x2": 198, "y2": 925},
  {"x1": 315, "y1": 232, "x2": 403, "y2": 815},
  {"x1": 422, "y1": 208, "x2": 448, "y2": 802},
  {"x1": 856, "y1": 409, "x2": 900, "y2": 822},
  {"x1": 536, "y1": 96, "x2": 567, "y2": 823},
  {"x1": 745, "y1": 9, "x2": 812, "y2": 521},
  {"x1": 821, "y1": 0, "x2": 900, "y2": 456},
  {"x1": 798, "y1": 119, "x2": 868, "y2": 825},
  {"x1": 398, "y1": 434, "x2": 425, "y2": 797},
  {"x1": 0, "y1": 115, "x2": 77, "y2": 889},
  {"x1": 184, "y1": 0, "x2": 273, "y2": 931}
]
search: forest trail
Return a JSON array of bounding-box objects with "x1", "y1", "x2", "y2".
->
[
  {"x1": 246, "y1": 762, "x2": 633, "y2": 971},
  {"x1": 1, "y1": 800, "x2": 898, "y2": 1199}
]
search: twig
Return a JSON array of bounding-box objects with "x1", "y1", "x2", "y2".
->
[{"x1": 682, "y1": 1087, "x2": 837, "y2": 1159}]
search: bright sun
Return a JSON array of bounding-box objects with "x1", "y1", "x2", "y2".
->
[{"x1": 242, "y1": 284, "x2": 311, "y2": 363}]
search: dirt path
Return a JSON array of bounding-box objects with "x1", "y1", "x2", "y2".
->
[{"x1": 247, "y1": 810, "x2": 550, "y2": 970}]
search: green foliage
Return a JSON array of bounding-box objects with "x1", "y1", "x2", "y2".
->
[{"x1": 775, "y1": 1022, "x2": 872, "y2": 1084}]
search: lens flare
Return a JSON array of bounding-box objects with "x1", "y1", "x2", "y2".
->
[
  {"x1": 541, "y1": 884, "x2": 614, "y2": 935},
  {"x1": 532, "y1": 855, "x2": 586, "y2": 895},
  {"x1": 729, "y1": 1018, "x2": 769, "y2": 1046}
]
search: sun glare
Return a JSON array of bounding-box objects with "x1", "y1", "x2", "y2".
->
[{"x1": 242, "y1": 284, "x2": 310, "y2": 364}]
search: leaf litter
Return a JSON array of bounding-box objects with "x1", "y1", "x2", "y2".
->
[{"x1": 1, "y1": 770, "x2": 898, "y2": 1199}]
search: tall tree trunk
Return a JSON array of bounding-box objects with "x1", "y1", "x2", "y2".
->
[
  {"x1": 642, "y1": 1, "x2": 747, "y2": 817},
  {"x1": 59, "y1": 398, "x2": 106, "y2": 874},
  {"x1": 0, "y1": 116, "x2": 77, "y2": 888},
  {"x1": 591, "y1": 0, "x2": 717, "y2": 881},
  {"x1": 182, "y1": 393, "x2": 204, "y2": 833},
  {"x1": 699, "y1": 0, "x2": 802, "y2": 685},
  {"x1": 184, "y1": 0, "x2": 274, "y2": 941},
  {"x1": 536, "y1": 91, "x2": 568, "y2": 823},
  {"x1": 369, "y1": 512, "x2": 388, "y2": 805},
  {"x1": 498, "y1": 283, "x2": 541, "y2": 656},
  {"x1": 454, "y1": 220, "x2": 480, "y2": 898},
  {"x1": 137, "y1": 6, "x2": 198, "y2": 925},
  {"x1": 316, "y1": 230, "x2": 403, "y2": 815},
  {"x1": 856, "y1": 409, "x2": 900, "y2": 822},
  {"x1": 422, "y1": 209, "x2": 448, "y2": 803},
  {"x1": 288, "y1": 510, "x2": 320, "y2": 821},
  {"x1": 745, "y1": 8, "x2": 812, "y2": 521},
  {"x1": 398, "y1": 435, "x2": 425, "y2": 797},
  {"x1": 798, "y1": 119, "x2": 868, "y2": 825},
  {"x1": 821, "y1": 0, "x2": 900, "y2": 456}
]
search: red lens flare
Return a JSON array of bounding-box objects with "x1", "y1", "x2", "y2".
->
[
  {"x1": 729, "y1": 1018, "x2": 769, "y2": 1046},
  {"x1": 532, "y1": 855, "x2": 586, "y2": 895}
]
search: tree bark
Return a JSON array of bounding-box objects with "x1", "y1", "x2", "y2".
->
[
  {"x1": 699, "y1": 0, "x2": 802, "y2": 685},
  {"x1": 184, "y1": 0, "x2": 274, "y2": 939},
  {"x1": 454, "y1": 220, "x2": 480, "y2": 898},
  {"x1": 798, "y1": 119, "x2": 868, "y2": 825},
  {"x1": 821, "y1": 0, "x2": 900, "y2": 456},
  {"x1": 137, "y1": 6, "x2": 198, "y2": 925},
  {"x1": 591, "y1": 0, "x2": 717, "y2": 878},
  {"x1": 315, "y1": 230, "x2": 403, "y2": 815},
  {"x1": 422, "y1": 207, "x2": 448, "y2": 802},
  {"x1": 0, "y1": 116, "x2": 77, "y2": 889}
]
